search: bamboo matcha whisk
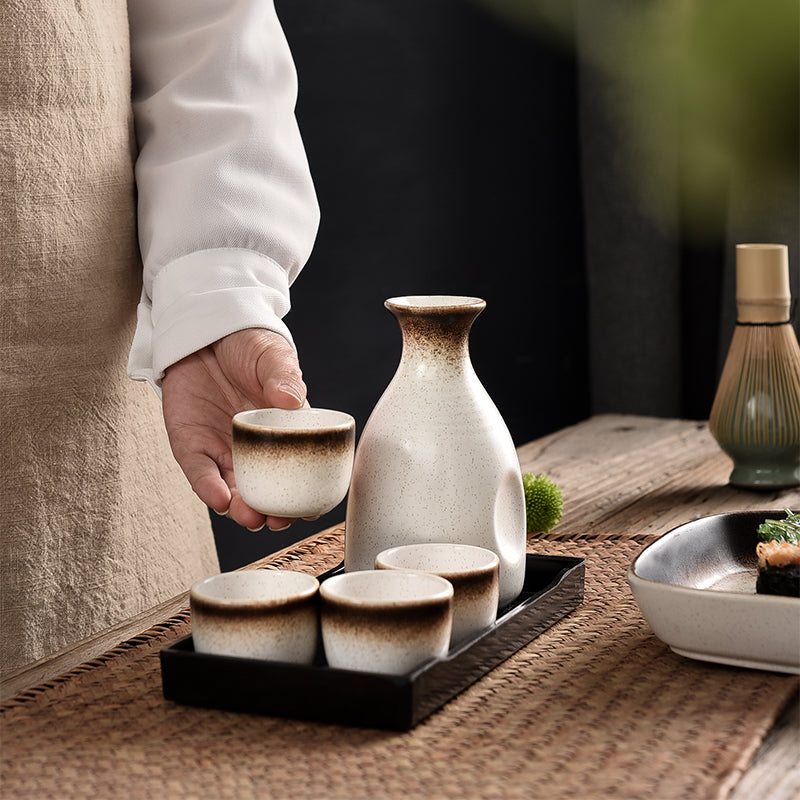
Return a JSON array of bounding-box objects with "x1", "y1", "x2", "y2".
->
[{"x1": 709, "y1": 244, "x2": 800, "y2": 488}]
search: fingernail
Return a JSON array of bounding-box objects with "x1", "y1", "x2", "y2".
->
[
  {"x1": 268, "y1": 522, "x2": 292, "y2": 532},
  {"x1": 247, "y1": 524, "x2": 266, "y2": 532},
  {"x1": 274, "y1": 379, "x2": 305, "y2": 408}
]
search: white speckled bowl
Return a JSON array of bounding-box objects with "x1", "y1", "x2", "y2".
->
[
  {"x1": 375, "y1": 543, "x2": 499, "y2": 648},
  {"x1": 320, "y1": 570, "x2": 453, "y2": 675},
  {"x1": 232, "y1": 408, "x2": 355, "y2": 518},
  {"x1": 628, "y1": 510, "x2": 800, "y2": 674},
  {"x1": 190, "y1": 570, "x2": 320, "y2": 663}
]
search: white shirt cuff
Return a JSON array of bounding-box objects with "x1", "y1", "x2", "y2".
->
[{"x1": 127, "y1": 248, "x2": 295, "y2": 392}]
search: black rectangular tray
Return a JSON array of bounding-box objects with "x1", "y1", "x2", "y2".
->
[{"x1": 160, "y1": 553, "x2": 585, "y2": 731}]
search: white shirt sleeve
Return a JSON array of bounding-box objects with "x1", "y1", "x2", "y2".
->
[{"x1": 126, "y1": 0, "x2": 320, "y2": 390}]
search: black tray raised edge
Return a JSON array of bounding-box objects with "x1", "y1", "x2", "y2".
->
[{"x1": 160, "y1": 553, "x2": 585, "y2": 731}]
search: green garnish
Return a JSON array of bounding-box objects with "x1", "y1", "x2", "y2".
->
[
  {"x1": 522, "y1": 473, "x2": 564, "y2": 534},
  {"x1": 757, "y1": 509, "x2": 800, "y2": 545}
]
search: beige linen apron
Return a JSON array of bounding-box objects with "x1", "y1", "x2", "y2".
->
[{"x1": 1, "y1": 0, "x2": 219, "y2": 676}]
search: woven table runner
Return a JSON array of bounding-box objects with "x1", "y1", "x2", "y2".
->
[{"x1": 1, "y1": 524, "x2": 797, "y2": 800}]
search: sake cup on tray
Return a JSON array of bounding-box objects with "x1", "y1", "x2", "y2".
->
[
  {"x1": 232, "y1": 408, "x2": 355, "y2": 518},
  {"x1": 190, "y1": 569, "x2": 320, "y2": 663},
  {"x1": 375, "y1": 543, "x2": 500, "y2": 647},
  {"x1": 319, "y1": 570, "x2": 453, "y2": 675}
]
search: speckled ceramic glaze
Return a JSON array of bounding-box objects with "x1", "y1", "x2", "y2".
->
[
  {"x1": 190, "y1": 570, "x2": 320, "y2": 663},
  {"x1": 232, "y1": 408, "x2": 355, "y2": 517},
  {"x1": 320, "y1": 570, "x2": 453, "y2": 675},
  {"x1": 628, "y1": 512, "x2": 800, "y2": 674},
  {"x1": 344, "y1": 296, "x2": 526, "y2": 607},
  {"x1": 375, "y1": 543, "x2": 500, "y2": 648}
]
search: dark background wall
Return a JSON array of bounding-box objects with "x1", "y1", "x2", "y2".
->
[{"x1": 213, "y1": 0, "x2": 589, "y2": 569}]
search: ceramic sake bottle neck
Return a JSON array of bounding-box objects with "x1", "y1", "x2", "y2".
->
[{"x1": 385, "y1": 296, "x2": 485, "y2": 378}]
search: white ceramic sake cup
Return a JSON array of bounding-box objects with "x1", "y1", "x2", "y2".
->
[
  {"x1": 319, "y1": 570, "x2": 453, "y2": 675},
  {"x1": 375, "y1": 543, "x2": 500, "y2": 647},
  {"x1": 190, "y1": 570, "x2": 320, "y2": 663},
  {"x1": 232, "y1": 408, "x2": 355, "y2": 518}
]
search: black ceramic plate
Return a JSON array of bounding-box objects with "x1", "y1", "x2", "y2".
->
[{"x1": 160, "y1": 553, "x2": 585, "y2": 730}]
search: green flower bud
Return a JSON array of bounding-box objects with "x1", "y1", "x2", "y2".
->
[{"x1": 522, "y1": 472, "x2": 564, "y2": 534}]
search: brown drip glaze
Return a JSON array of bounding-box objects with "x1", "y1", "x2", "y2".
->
[
  {"x1": 321, "y1": 595, "x2": 452, "y2": 640},
  {"x1": 191, "y1": 593, "x2": 318, "y2": 620},
  {"x1": 444, "y1": 570, "x2": 499, "y2": 604},
  {"x1": 386, "y1": 298, "x2": 484, "y2": 366},
  {"x1": 233, "y1": 425, "x2": 355, "y2": 458}
]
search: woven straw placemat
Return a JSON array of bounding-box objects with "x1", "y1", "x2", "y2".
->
[{"x1": 1, "y1": 525, "x2": 797, "y2": 800}]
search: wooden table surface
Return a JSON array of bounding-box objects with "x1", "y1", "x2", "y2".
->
[
  {"x1": 2, "y1": 415, "x2": 798, "y2": 799},
  {"x1": 514, "y1": 416, "x2": 800, "y2": 800}
]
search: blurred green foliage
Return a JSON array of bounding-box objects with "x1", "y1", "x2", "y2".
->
[{"x1": 474, "y1": 0, "x2": 799, "y2": 240}]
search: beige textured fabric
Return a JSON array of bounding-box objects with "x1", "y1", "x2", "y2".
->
[{"x1": 0, "y1": 0, "x2": 219, "y2": 676}]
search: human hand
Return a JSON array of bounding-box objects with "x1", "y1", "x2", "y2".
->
[{"x1": 161, "y1": 328, "x2": 307, "y2": 531}]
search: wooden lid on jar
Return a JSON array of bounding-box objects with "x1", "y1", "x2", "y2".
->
[{"x1": 736, "y1": 244, "x2": 791, "y2": 323}]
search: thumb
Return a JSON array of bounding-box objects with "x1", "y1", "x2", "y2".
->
[{"x1": 255, "y1": 332, "x2": 307, "y2": 409}]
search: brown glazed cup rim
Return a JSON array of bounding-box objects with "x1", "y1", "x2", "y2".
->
[
  {"x1": 191, "y1": 570, "x2": 320, "y2": 610},
  {"x1": 320, "y1": 570, "x2": 453, "y2": 609},
  {"x1": 233, "y1": 407, "x2": 355, "y2": 434},
  {"x1": 374, "y1": 543, "x2": 500, "y2": 578}
]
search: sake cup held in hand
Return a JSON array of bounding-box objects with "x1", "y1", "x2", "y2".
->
[
  {"x1": 232, "y1": 408, "x2": 355, "y2": 518},
  {"x1": 190, "y1": 569, "x2": 320, "y2": 663},
  {"x1": 375, "y1": 543, "x2": 500, "y2": 647},
  {"x1": 320, "y1": 570, "x2": 453, "y2": 675}
]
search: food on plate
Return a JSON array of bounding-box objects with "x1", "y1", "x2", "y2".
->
[
  {"x1": 522, "y1": 473, "x2": 563, "y2": 534},
  {"x1": 756, "y1": 509, "x2": 800, "y2": 597}
]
